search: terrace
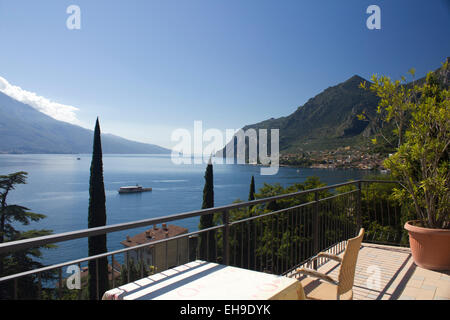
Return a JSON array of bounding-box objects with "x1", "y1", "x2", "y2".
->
[
  {"x1": 0, "y1": 180, "x2": 448, "y2": 300},
  {"x1": 295, "y1": 242, "x2": 450, "y2": 300}
]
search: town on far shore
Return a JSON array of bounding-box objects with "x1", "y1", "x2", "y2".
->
[{"x1": 280, "y1": 146, "x2": 390, "y2": 171}]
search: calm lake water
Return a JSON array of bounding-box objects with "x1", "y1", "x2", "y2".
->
[{"x1": 0, "y1": 154, "x2": 375, "y2": 268}]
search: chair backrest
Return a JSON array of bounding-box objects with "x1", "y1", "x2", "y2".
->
[{"x1": 337, "y1": 228, "x2": 364, "y2": 296}]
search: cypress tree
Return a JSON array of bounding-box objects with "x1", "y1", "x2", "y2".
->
[
  {"x1": 198, "y1": 158, "x2": 216, "y2": 261},
  {"x1": 248, "y1": 175, "x2": 255, "y2": 201},
  {"x1": 88, "y1": 118, "x2": 109, "y2": 300},
  {"x1": 248, "y1": 175, "x2": 256, "y2": 269}
]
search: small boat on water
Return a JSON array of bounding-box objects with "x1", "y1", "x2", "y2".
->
[{"x1": 118, "y1": 185, "x2": 152, "y2": 194}]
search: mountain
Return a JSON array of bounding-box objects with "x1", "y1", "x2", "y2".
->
[
  {"x1": 0, "y1": 92, "x2": 171, "y2": 154},
  {"x1": 222, "y1": 74, "x2": 380, "y2": 155},
  {"x1": 221, "y1": 58, "x2": 450, "y2": 156}
]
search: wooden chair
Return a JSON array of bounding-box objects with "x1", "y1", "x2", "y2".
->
[{"x1": 290, "y1": 228, "x2": 364, "y2": 300}]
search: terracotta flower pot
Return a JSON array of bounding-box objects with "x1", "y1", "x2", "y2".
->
[{"x1": 404, "y1": 220, "x2": 450, "y2": 271}]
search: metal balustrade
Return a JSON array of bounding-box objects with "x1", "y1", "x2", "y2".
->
[{"x1": 0, "y1": 179, "x2": 403, "y2": 300}]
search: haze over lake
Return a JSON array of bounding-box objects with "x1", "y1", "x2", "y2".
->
[{"x1": 0, "y1": 154, "x2": 375, "y2": 267}]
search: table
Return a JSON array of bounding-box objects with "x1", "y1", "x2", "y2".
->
[{"x1": 102, "y1": 260, "x2": 305, "y2": 300}]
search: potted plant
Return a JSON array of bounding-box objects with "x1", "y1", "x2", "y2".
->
[{"x1": 362, "y1": 59, "x2": 449, "y2": 270}]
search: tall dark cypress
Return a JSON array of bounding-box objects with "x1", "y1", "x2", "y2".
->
[
  {"x1": 248, "y1": 175, "x2": 256, "y2": 269},
  {"x1": 88, "y1": 118, "x2": 109, "y2": 300},
  {"x1": 249, "y1": 175, "x2": 255, "y2": 201},
  {"x1": 198, "y1": 159, "x2": 215, "y2": 261}
]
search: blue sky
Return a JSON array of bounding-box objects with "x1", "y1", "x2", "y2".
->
[{"x1": 0, "y1": 0, "x2": 449, "y2": 149}]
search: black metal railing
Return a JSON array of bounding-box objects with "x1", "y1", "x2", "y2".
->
[{"x1": 0, "y1": 179, "x2": 404, "y2": 300}]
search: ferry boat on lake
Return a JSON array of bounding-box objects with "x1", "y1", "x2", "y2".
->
[{"x1": 118, "y1": 185, "x2": 152, "y2": 194}]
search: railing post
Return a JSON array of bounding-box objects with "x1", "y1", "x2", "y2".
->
[
  {"x1": 222, "y1": 210, "x2": 230, "y2": 266},
  {"x1": 357, "y1": 181, "x2": 362, "y2": 233},
  {"x1": 14, "y1": 278, "x2": 18, "y2": 300},
  {"x1": 313, "y1": 191, "x2": 319, "y2": 270}
]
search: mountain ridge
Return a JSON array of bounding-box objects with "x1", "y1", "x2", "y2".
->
[
  {"x1": 231, "y1": 73, "x2": 380, "y2": 153},
  {"x1": 0, "y1": 92, "x2": 170, "y2": 154},
  {"x1": 221, "y1": 59, "x2": 449, "y2": 157}
]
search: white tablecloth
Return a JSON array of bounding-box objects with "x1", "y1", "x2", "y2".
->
[{"x1": 102, "y1": 260, "x2": 304, "y2": 300}]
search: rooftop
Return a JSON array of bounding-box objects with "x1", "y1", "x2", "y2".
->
[{"x1": 120, "y1": 224, "x2": 188, "y2": 248}]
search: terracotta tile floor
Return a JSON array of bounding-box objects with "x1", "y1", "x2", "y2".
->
[{"x1": 298, "y1": 242, "x2": 450, "y2": 300}]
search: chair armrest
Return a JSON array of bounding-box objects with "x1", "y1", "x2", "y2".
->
[
  {"x1": 318, "y1": 252, "x2": 342, "y2": 263},
  {"x1": 291, "y1": 267, "x2": 338, "y2": 286},
  {"x1": 309, "y1": 252, "x2": 342, "y2": 264}
]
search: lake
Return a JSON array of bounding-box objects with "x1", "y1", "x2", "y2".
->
[{"x1": 0, "y1": 154, "x2": 375, "y2": 267}]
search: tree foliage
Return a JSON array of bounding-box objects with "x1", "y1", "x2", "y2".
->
[
  {"x1": 198, "y1": 161, "x2": 216, "y2": 261},
  {"x1": 213, "y1": 177, "x2": 354, "y2": 274},
  {"x1": 248, "y1": 175, "x2": 255, "y2": 202},
  {"x1": 0, "y1": 171, "x2": 55, "y2": 299},
  {"x1": 87, "y1": 118, "x2": 109, "y2": 299},
  {"x1": 368, "y1": 61, "x2": 449, "y2": 229},
  {"x1": 368, "y1": 62, "x2": 450, "y2": 228},
  {"x1": 360, "y1": 70, "x2": 418, "y2": 147}
]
